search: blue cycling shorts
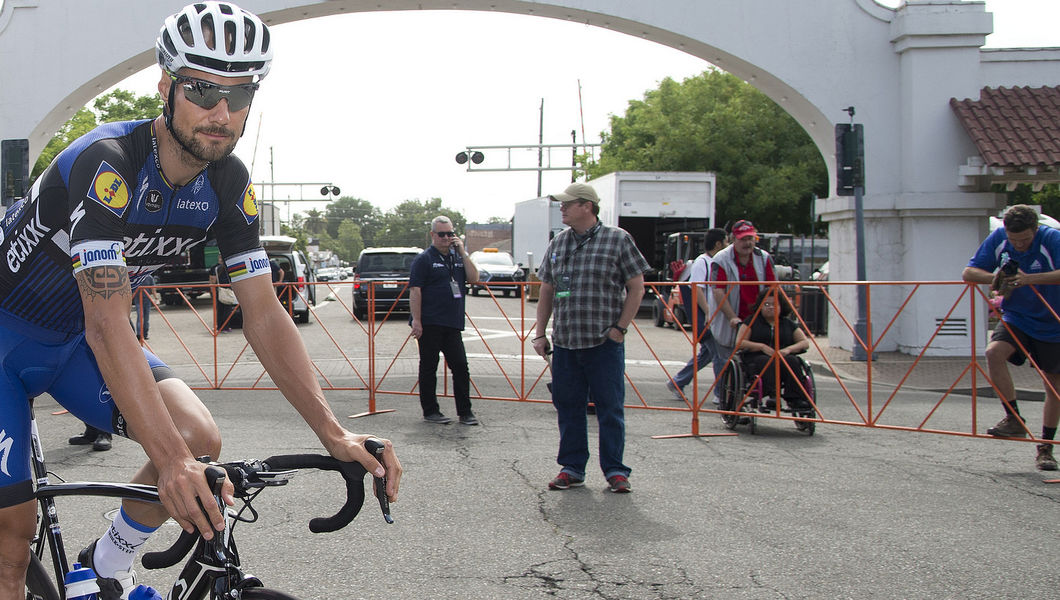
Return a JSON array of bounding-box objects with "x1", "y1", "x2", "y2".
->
[{"x1": 0, "y1": 309, "x2": 175, "y2": 507}]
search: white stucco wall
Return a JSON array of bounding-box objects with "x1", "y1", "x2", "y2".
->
[{"x1": 1, "y1": 0, "x2": 1058, "y2": 355}]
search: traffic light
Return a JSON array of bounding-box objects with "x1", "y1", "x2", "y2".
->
[
  {"x1": 1, "y1": 138, "x2": 29, "y2": 206},
  {"x1": 835, "y1": 124, "x2": 864, "y2": 196}
]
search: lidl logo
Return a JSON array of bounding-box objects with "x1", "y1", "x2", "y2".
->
[
  {"x1": 87, "y1": 161, "x2": 129, "y2": 217},
  {"x1": 240, "y1": 181, "x2": 258, "y2": 225}
]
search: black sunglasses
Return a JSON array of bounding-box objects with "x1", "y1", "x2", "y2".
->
[
  {"x1": 434, "y1": 231, "x2": 457, "y2": 238},
  {"x1": 172, "y1": 75, "x2": 259, "y2": 112}
]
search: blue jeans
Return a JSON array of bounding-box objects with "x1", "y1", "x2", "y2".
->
[
  {"x1": 551, "y1": 340, "x2": 630, "y2": 480},
  {"x1": 133, "y1": 294, "x2": 150, "y2": 338},
  {"x1": 672, "y1": 329, "x2": 715, "y2": 390}
]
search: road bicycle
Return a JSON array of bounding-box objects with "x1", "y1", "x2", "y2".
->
[{"x1": 24, "y1": 399, "x2": 392, "y2": 600}]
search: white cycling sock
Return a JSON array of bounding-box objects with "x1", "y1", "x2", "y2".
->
[{"x1": 93, "y1": 507, "x2": 158, "y2": 577}]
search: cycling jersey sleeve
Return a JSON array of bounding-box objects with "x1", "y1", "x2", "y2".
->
[
  {"x1": 208, "y1": 157, "x2": 266, "y2": 282},
  {"x1": 67, "y1": 137, "x2": 137, "y2": 247}
]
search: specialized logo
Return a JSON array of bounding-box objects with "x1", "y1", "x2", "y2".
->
[
  {"x1": 99, "y1": 385, "x2": 113, "y2": 405},
  {"x1": 225, "y1": 249, "x2": 270, "y2": 283},
  {"x1": 6, "y1": 202, "x2": 52, "y2": 273},
  {"x1": 240, "y1": 181, "x2": 258, "y2": 225},
  {"x1": 71, "y1": 240, "x2": 126, "y2": 273},
  {"x1": 87, "y1": 160, "x2": 130, "y2": 217},
  {"x1": 145, "y1": 190, "x2": 164, "y2": 212},
  {"x1": 0, "y1": 429, "x2": 12, "y2": 477}
]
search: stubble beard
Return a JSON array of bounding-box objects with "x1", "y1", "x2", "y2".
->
[{"x1": 172, "y1": 122, "x2": 238, "y2": 164}]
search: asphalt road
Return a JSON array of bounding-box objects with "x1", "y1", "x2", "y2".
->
[{"x1": 34, "y1": 369, "x2": 1060, "y2": 599}]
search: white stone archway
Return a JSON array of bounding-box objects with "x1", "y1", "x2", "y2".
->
[{"x1": 2, "y1": 0, "x2": 1059, "y2": 354}]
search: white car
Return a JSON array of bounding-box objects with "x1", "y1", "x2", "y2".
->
[
  {"x1": 469, "y1": 249, "x2": 526, "y2": 297},
  {"x1": 316, "y1": 267, "x2": 342, "y2": 281}
]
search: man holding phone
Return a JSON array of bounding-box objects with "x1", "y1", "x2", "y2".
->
[{"x1": 409, "y1": 216, "x2": 480, "y2": 425}]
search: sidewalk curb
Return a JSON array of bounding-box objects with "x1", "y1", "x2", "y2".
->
[{"x1": 807, "y1": 360, "x2": 1044, "y2": 402}]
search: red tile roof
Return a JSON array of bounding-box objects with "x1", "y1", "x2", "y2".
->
[{"x1": 950, "y1": 86, "x2": 1060, "y2": 168}]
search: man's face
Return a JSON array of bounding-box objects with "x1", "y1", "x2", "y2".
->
[
  {"x1": 164, "y1": 69, "x2": 253, "y2": 162},
  {"x1": 559, "y1": 199, "x2": 591, "y2": 226},
  {"x1": 733, "y1": 235, "x2": 756, "y2": 258},
  {"x1": 1006, "y1": 227, "x2": 1035, "y2": 253},
  {"x1": 432, "y1": 223, "x2": 457, "y2": 251}
]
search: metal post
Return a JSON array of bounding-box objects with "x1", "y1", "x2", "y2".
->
[
  {"x1": 537, "y1": 99, "x2": 544, "y2": 197},
  {"x1": 570, "y1": 129, "x2": 577, "y2": 183},
  {"x1": 851, "y1": 184, "x2": 874, "y2": 361},
  {"x1": 809, "y1": 194, "x2": 816, "y2": 275}
]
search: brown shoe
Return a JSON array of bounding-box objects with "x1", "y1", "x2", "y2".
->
[
  {"x1": 986, "y1": 414, "x2": 1027, "y2": 438},
  {"x1": 1036, "y1": 444, "x2": 1058, "y2": 471}
]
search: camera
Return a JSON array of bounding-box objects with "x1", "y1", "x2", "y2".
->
[{"x1": 1001, "y1": 257, "x2": 1019, "y2": 276}]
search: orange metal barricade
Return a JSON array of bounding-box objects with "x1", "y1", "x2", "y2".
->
[{"x1": 136, "y1": 279, "x2": 1059, "y2": 447}]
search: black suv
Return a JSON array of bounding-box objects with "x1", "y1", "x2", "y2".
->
[{"x1": 351, "y1": 247, "x2": 421, "y2": 320}]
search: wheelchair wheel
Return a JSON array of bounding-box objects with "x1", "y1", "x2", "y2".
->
[
  {"x1": 719, "y1": 361, "x2": 741, "y2": 430},
  {"x1": 792, "y1": 361, "x2": 817, "y2": 436}
]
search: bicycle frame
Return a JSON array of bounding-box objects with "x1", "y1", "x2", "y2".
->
[{"x1": 28, "y1": 399, "x2": 388, "y2": 600}]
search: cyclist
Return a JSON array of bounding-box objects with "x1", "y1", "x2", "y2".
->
[{"x1": 0, "y1": 4, "x2": 402, "y2": 599}]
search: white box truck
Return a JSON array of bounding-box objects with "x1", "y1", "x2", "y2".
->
[
  {"x1": 515, "y1": 171, "x2": 716, "y2": 274},
  {"x1": 512, "y1": 196, "x2": 565, "y2": 272},
  {"x1": 592, "y1": 171, "x2": 716, "y2": 277}
]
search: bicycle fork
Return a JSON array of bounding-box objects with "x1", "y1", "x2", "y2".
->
[
  {"x1": 29, "y1": 401, "x2": 72, "y2": 590},
  {"x1": 166, "y1": 472, "x2": 259, "y2": 600}
]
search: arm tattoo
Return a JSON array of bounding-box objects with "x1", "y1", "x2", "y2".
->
[{"x1": 76, "y1": 266, "x2": 130, "y2": 301}]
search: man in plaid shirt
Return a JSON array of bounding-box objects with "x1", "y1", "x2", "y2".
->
[{"x1": 532, "y1": 182, "x2": 649, "y2": 494}]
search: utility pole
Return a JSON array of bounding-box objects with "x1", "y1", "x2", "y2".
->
[{"x1": 537, "y1": 98, "x2": 544, "y2": 197}]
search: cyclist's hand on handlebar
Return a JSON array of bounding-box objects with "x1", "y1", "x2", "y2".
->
[
  {"x1": 326, "y1": 432, "x2": 402, "y2": 502},
  {"x1": 155, "y1": 457, "x2": 234, "y2": 540}
]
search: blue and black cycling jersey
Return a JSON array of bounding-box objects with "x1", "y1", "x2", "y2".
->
[{"x1": 0, "y1": 119, "x2": 262, "y2": 335}]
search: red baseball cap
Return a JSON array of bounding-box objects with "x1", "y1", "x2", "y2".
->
[{"x1": 731, "y1": 220, "x2": 757, "y2": 239}]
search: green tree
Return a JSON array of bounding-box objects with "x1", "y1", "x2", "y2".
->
[
  {"x1": 376, "y1": 198, "x2": 465, "y2": 248},
  {"x1": 32, "y1": 89, "x2": 162, "y2": 178},
  {"x1": 587, "y1": 69, "x2": 828, "y2": 234},
  {"x1": 1004, "y1": 183, "x2": 1060, "y2": 218},
  {"x1": 32, "y1": 108, "x2": 98, "y2": 178},
  {"x1": 303, "y1": 208, "x2": 327, "y2": 235},
  {"x1": 325, "y1": 197, "x2": 384, "y2": 246},
  {"x1": 336, "y1": 219, "x2": 365, "y2": 261},
  {"x1": 94, "y1": 89, "x2": 163, "y2": 123}
]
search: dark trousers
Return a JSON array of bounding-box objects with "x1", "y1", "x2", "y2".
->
[
  {"x1": 746, "y1": 353, "x2": 804, "y2": 400},
  {"x1": 417, "y1": 324, "x2": 472, "y2": 417}
]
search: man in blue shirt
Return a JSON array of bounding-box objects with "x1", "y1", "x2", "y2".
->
[
  {"x1": 409, "y1": 216, "x2": 480, "y2": 425},
  {"x1": 963, "y1": 204, "x2": 1060, "y2": 471}
]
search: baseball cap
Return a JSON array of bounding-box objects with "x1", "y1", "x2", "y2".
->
[
  {"x1": 731, "y1": 220, "x2": 757, "y2": 239},
  {"x1": 549, "y1": 182, "x2": 600, "y2": 205}
]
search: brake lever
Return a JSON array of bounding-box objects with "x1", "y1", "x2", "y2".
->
[{"x1": 364, "y1": 438, "x2": 393, "y2": 524}]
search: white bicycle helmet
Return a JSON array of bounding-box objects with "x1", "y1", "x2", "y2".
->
[{"x1": 156, "y1": 2, "x2": 273, "y2": 80}]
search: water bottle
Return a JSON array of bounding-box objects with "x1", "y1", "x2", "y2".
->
[
  {"x1": 129, "y1": 584, "x2": 165, "y2": 600},
  {"x1": 63, "y1": 562, "x2": 99, "y2": 600}
]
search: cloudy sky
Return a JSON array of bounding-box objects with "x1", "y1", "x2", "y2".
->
[{"x1": 112, "y1": 0, "x2": 1060, "y2": 224}]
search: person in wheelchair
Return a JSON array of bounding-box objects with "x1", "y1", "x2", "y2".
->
[{"x1": 735, "y1": 289, "x2": 811, "y2": 410}]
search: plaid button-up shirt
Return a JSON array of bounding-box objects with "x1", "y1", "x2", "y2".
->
[{"x1": 538, "y1": 221, "x2": 650, "y2": 349}]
